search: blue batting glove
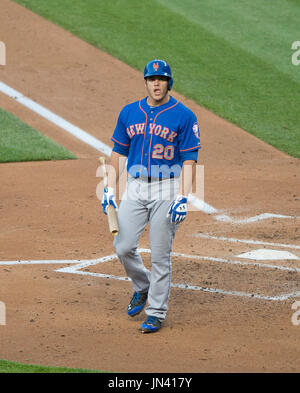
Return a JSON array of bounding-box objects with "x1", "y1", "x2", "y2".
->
[
  {"x1": 167, "y1": 195, "x2": 188, "y2": 224},
  {"x1": 101, "y1": 187, "x2": 118, "y2": 215}
]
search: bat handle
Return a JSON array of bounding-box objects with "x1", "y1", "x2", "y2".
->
[{"x1": 99, "y1": 157, "x2": 119, "y2": 236}]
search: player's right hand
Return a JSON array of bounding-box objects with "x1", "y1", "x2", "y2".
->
[
  {"x1": 167, "y1": 195, "x2": 188, "y2": 224},
  {"x1": 101, "y1": 187, "x2": 118, "y2": 215}
]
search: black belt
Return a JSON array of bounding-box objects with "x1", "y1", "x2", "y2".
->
[
  {"x1": 147, "y1": 177, "x2": 161, "y2": 183},
  {"x1": 135, "y1": 176, "x2": 175, "y2": 183}
]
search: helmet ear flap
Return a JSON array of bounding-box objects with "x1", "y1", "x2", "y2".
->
[{"x1": 168, "y1": 78, "x2": 173, "y2": 90}]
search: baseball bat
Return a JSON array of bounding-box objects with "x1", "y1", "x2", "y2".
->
[{"x1": 99, "y1": 156, "x2": 119, "y2": 236}]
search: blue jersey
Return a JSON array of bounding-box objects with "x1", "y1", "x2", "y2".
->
[{"x1": 111, "y1": 96, "x2": 201, "y2": 179}]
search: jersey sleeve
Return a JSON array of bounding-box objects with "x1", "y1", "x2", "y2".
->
[
  {"x1": 179, "y1": 149, "x2": 199, "y2": 162},
  {"x1": 111, "y1": 107, "x2": 131, "y2": 155},
  {"x1": 177, "y1": 110, "x2": 201, "y2": 161}
]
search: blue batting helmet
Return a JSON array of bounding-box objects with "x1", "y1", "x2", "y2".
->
[{"x1": 144, "y1": 59, "x2": 173, "y2": 90}]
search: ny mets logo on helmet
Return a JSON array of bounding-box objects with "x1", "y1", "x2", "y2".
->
[{"x1": 153, "y1": 62, "x2": 159, "y2": 71}]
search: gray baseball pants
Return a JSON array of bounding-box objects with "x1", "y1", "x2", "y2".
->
[{"x1": 113, "y1": 176, "x2": 179, "y2": 320}]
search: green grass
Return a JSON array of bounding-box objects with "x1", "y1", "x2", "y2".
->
[
  {"x1": 0, "y1": 359, "x2": 106, "y2": 373},
  {"x1": 13, "y1": 0, "x2": 300, "y2": 158},
  {"x1": 0, "y1": 108, "x2": 76, "y2": 162}
]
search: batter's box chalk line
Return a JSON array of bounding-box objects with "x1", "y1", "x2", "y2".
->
[
  {"x1": 2, "y1": 248, "x2": 299, "y2": 302},
  {"x1": 213, "y1": 212, "x2": 299, "y2": 224},
  {"x1": 52, "y1": 248, "x2": 300, "y2": 301},
  {"x1": 193, "y1": 233, "x2": 300, "y2": 250}
]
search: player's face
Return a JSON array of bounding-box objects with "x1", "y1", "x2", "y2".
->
[{"x1": 145, "y1": 76, "x2": 169, "y2": 106}]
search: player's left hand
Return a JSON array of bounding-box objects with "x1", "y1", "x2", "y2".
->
[{"x1": 167, "y1": 195, "x2": 188, "y2": 224}]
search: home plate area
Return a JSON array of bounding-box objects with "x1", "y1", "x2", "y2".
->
[{"x1": 56, "y1": 246, "x2": 300, "y2": 302}]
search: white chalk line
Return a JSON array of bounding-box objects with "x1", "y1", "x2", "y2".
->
[
  {"x1": 194, "y1": 233, "x2": 300, "y2": 250},
  {"x1": 1, "y1": 80, "x2": 299, "y2": 223},
  {"x1": 187, "y1": 194, "x2": 218, "y2": 215},
  {"x1": 0, "y1": 260, "x2": 81, "y2": 266},
  {"x1": 214, "y1": 212, "x2": 299, "y2": 224},
  {"x1": 2, "y1": 249, "x2": 300, "y2": 301},
  {"x1": 0, "y1": 81, "x2": 112, "y2": 157}
]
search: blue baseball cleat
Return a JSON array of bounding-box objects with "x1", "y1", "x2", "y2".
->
[
  {"x1": 140, "y1": 316, "x2": 162, "y2": 333},
  {"x1": 127, "y1": 291, "x2": 148, "y2": 317}
]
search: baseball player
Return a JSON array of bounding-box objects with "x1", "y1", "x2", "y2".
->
[{"x1": 102, "y1": 59, "x2": 201, "y2": 333}]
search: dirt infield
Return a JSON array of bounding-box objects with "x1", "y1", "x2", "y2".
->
[{"x1": 0, "y1": 0, "x2": 300, "y2": 373}]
